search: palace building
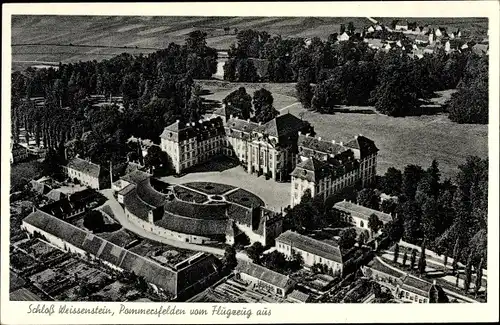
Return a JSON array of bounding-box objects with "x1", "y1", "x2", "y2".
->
[{"x1": 160, "y1": 105, "x2": 378, "y2": 207}]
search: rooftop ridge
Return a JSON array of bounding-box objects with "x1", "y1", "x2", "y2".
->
[{"x1": 24, "y1": 209, "x2": 177, "y2": 272}]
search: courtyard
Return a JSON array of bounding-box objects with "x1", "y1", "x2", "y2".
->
[{"x1": 159, "y1": 157, "x2": 291, "y2": 211}]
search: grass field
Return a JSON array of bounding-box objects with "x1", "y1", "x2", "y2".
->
[
  {"x1": 199, "y1": 81, "x2": 488, "y2": 180},
  {"x1": 11, "y1": 16, "x2": 487, "y2": 68}
]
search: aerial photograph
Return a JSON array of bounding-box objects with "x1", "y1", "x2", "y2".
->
[{"x1": 9, "y1": 15, "x2": 488, "y2": 304}]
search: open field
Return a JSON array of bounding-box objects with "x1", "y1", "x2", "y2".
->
[
  {"x1": 200, "y1": 82, "x2": 488, "y2": 180},
  {"x1": 11, "y1": 16, "x2": 486, "y2": 68}
]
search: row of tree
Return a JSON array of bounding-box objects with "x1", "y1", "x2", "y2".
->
[
  {"x1": 222, "y1": 28, "x2": 487, "y2": 123},
  {"x1": 11, "y1": 31, "x2": 218, "y2": 167},
  {"x1": 379, "y1": 156, "x2": 487, "y2": 270}
]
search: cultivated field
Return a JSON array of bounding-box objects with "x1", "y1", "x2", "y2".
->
[
  {"x1": 11, "y1": 16, "x2": 487, "y2": 68},
  {"x1": 199, "y1": 82, "x2": 488, "y2": 180}
]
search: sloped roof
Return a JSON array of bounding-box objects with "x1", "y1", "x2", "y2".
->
[
  {"x1": 156, "y1": 213, "x2": 227, "y2": 236},
  {"x1": 235, "y1": 260, "x2": 295, "y2": 289},
  {"x1": 66, "y1": 157, "x2": 104, "y2": 178},
  {"x1": 23, "y1": 210, "x2": 178, "y2": 294},
  {"x1": 290, "y1": 157, "x2": 331, "y2": 182},
  {"x1": 226, "y1": 117, "x2": 259, "y2": 135},
  {"x1": 123, "y1": 188, "x2": 153, "y2": 221},
  {"x1": 344, "y1": 135, "x2": 378, "y2": 158},
  {"x1": 160, "y1": 117, "x2": 225, "y2": 143},
  {"x1": 401, "y1": 275, "x2": 433, "y2": 298},
  {"x1": 45, "y1": 189, "x2": 66, "y2": 202},
  {"x1": 136, "y1": 179, "x2": 166, "y2": 208},
  {"x1": 298, "y1": 135, "x2": 346, "y2": 155},
  {"x1": 276, "y1": 230, "x2": 343, "y2": 264},
  {"x1": 333, "y1": 200, "x2": 393, "y2": 224},
  {"x1": 288, "y1": 289, "x2": 310, "y2": 302},
  {"x1": 254, "y1": 113, "x2": 305, "y2": 139}
]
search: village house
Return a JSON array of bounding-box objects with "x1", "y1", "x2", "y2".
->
[
  {"x1": 332, "y1": 200, "x2": 393, "y2": 236},
  {"x1": 338, "y1": 32, "x2": 350, "y2": 42},
  {"x1": 361, "y1": 257, "x2": 449, "y2": 303},
  {"x1": 394, "y1": 20, "x2": 409, "y2": 31},
  {"x1": 63, "y1": 157, "x2": 109, "y2": 190},
  {"x1": 234, "y1": 260, "x2": 296, "y2": 298},
  {"x1": 275, "y1": 230, "x2": 344, "y2": 276}
]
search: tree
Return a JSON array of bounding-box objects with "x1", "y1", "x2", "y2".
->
[
  {"x1": 463, "y1": 257, "x2": 473, "y2": 294},
  {"x1": 448, "y1": 55, "x2": 488, "y2": 124},
  {"x1": 400, "y1": 200, "x2": 422, "y2": 243},
  {"x1": 246, "y1": 242, "x2": 264, "y2": 263},
  {"x1": 410, "y1": 249, "x2": 417, "y2": 270},
  {"x1": 401, "y1": 165, "x2": 424, "y2": 200},
  {"x1": 368, "y1": 214, "x2": 383, "y2": 236},
  {"x1": 261, "y1": 251, "x2": 288, "y2": 273},
  {"x1": 253, "y1": 88, "x2": 278, "y2": 123},
  {"x1": 382, "y1": 167, "x2": 402, "y2": 196},
  {"x1": 222, "y1": 87, "x2": 253, "y2": 119},
  {"x1": 402, "y1": 251, "x2": 408, "y2": 266},
  {"x1": 222, "y1": 246, "x2": 237, "y2": 273},
  {"x1": 358, "y1": 231, "x2": 368, "y2": 245},
  {"x1": 144, "y1": 145, "x2": 169, "y2": 172},
  {"x1": 295, "y1": 80, "x2": 313, "y2": 109},
  {"x1": 380, "y1": 198, "x2": 397, "y2": 215},
  {"x1": 338, "y1": 228, "x2": 357, "y2": 250},
  {"x1": 83, "y1": 210, "x2": 105, "y2": 232},
  {"x1": 393, "y1": 244, "x2": 400, "y2": 263},
  {"x1": 370, "y1": 60, "x2": 420, "y2": 117},
  {"x1": 42, "y1": 148, "x2": 64, "y2": 177},
  {"x1": 356, "y1": 188, "x2": 379, "y2": 210},
  {"x1": 474, "y1": 257, "x2": 484, "y2": 297},
  {"x1": 418, "y1": 239, "x2": 427, "y2": 274}
]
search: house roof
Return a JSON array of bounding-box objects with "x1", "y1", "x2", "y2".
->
[
  {"x1": 136, "y1": 179, "x2": 166, "y2": 208},
  {"x1": 298, "y1": 135, "x2": 347, "y2": 155},
  {"x1": 401, "y1": 275, "x2": 433, "y2": 298},
  {"x1": 344, "y1": 135, "x2": 379, "y2": 158},
  {"x1": 123, "y1": 188, "x2": 154, "y2": 221},
  {"x1": 333, "y1": 200, "x2": 393, "y2": 224},
  {"x1": 225, "y1": 118, "x2": 259, "y2": 140},
  {"x1": 45, "y1": 189, "x2": 66, "y2": 202},
  {"x1": 120, "y1": 170, "x2": 151, "y2": 185},
  {"x1": 156, "y1": 213, "x2": 227, "y2": 236},
  {"x1": 66, "y1": 157, "x2": 104, "y2": 178},
  {"x1": 290, "y1": 157, "x2": 331, "y2": 182},
  {"x1": 160, "y1": 117, "x2": 225, "y2": 143},
  {"x1": 235, "y1": 260, "x2": 295, "y2": 289},
  {"x1": 254, "y1": 113, "x2": 305, "y2": 139},
  {"x1": 288, "y1": 289, "x2": 310, "y2": 302},
  {"x1": 276, "y1": 230, "x2": 344, "y2": 264}
]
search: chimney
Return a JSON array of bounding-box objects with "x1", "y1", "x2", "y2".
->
[
  {"x1": 305, "y1": 133, "x2": 309, "y2": 137},
  {"x1": 229, "y1": 114, "x2": 233, "y2": 119},
  {"x1": 247, "y1": 119, "x2": 250, "y2": 122},
  {"x1": 298, "y1": 131, "x2": 302, "y2": 136},
  {"x1": 331, "y1": 140, "x2": 336, "y2": 144},
  {"x1": 259, "y1": 122, "x2": 262, "y2": 125},
  {"x1": 433, "y1": 279, "x2": 436, "y2": 285},
  {"x1": 199, "y1": 119, "x2": 203, "y2": 124},
  {"x1": 340, "y1": 141, "x2": 344, "y2": 146},
  {"x1": 318, "y1": 137, "x2": 322, "y2": 141},
  {"x1": 176, "y1": 119, "x2": 180, "y2": 123}
]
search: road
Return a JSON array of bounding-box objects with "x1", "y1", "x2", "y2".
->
[
  {"x1": 279, "y1": 102, "x2": 300, "y2": 113},
  {"x1": 98, "y1": 189, "x2": 250, "y2": 261}
]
